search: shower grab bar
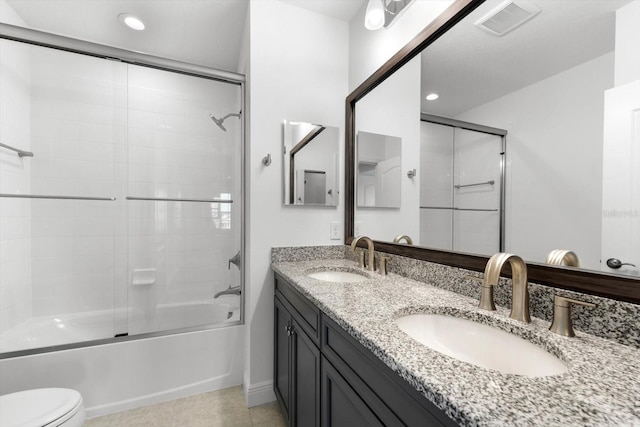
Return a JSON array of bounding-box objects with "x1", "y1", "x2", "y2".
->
[
  {"x1": 420, "y1": 206, "x2": 498, "y2": 212},
  {"x1": 0, "y1": 142, "x2": 34, "y2": 158},
  {"x1": 126, "y1": 196, "x2": 233, "y2": 203},
  {"x1": 454, "y1": 180, "x2": 494, "y2": 189},
  {"x1": 0, "y1": 193, "x2": 116, "y2": 201}
]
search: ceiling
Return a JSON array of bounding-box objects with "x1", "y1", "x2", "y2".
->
[
  {"x1": 420, "y1": 0, "x2": 632, "y2": 116},
  {"x1": 3, "y1": 0, "x2": 364, "y2": 72}
]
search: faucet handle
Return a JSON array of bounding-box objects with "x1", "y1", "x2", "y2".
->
[
  {"x1": 549, "y1": 295, "x2": 595, "y2": 337},
  {"x1": 478, "y1": 282, "x2": 496, "y2": 311},
  {"x1": 378, "y1": 256, "x2": 389, "y2": 275}
]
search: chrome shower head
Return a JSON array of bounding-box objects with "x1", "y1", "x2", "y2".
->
[
  {"x1": 210, "y1": 110, "x2": 241, "y2": 132},
  {"x1": 209, "y1": 114, "x2": 227, "y2": 131}
]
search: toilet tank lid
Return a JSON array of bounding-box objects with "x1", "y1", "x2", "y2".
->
[{"x1": 0, "y1": 388, "x2": 83, "y2": 427}]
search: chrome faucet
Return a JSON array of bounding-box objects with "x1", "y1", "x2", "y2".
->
[
  {"x1": 214, "y1": 285, "x2": 241, "y2": 299},
  {"x1": 482, "y1": 253, "x2": 531, "y2": 323},
  {"x1": 350, "y1": 236, "x2": 376, "y2": 272}
]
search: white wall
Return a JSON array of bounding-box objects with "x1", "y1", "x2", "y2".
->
[
  {"x1": 456, "y1": 53, "x2": 614, "y2": 269},
  {"x1": 614, "y1": 0, "x2": 640, "y2": 87},
  {"x1": 0, "y1": 1, "x2": 31, "y2": 333},
  {"x1": 355, "y1": 58, "x2": 421, "y2": 240},
  {"x1": 245, "y1": 0, "x2": 348, "y2": 406}
]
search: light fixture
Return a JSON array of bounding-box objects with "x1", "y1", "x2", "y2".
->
[
  {"x1": 365, "y1": 0, "x2": 385, "y2": 31},
  {"x1": 119, "y1": 13, "x2": 145, "y2": 31},
  {"x1": 364, "y1": 0, "x2": 416, "y2": 31},
  {"x1": 426, "y1": 93, "x2": 439, "y2": 101}
]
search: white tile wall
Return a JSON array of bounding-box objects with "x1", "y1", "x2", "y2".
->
[
  {"x1": 25, "y1": 47, "x2": 126, "y2": 324},
  {"x1": 0, "y1": 36, "x2": 32, "y2": 334},
  {"x1": 125, "y1": 66, "x2": 240, "y2": 334}
]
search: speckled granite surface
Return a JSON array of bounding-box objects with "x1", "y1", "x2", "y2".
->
[
  {"x1": 271, "y1": 248, "x2": 640, "y2": 426},
  {"x1": 272, "y1": 245, "x2": 640, "y2": 349}
]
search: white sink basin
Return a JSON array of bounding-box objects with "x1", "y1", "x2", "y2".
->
[
  {"x1": 396, "y1": 314, "x2": 568, "y2": 377},
  {"x1": 307, "y1": 270, "x2": 368, "y2": 283}
]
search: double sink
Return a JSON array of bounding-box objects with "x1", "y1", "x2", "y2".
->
[{"x1": 306, "y1": 266, "x2": 568, "y2": 378}]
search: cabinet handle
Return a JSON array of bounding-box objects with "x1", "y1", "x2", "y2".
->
[{"x1": 286, "y1": 324, "x2": 293, "y2": 336}]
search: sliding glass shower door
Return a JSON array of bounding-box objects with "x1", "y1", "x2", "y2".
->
[
  {"x1": 125, "y1": 65, "x2": 242, "y2": 335},
  {"x1": 419, "y1": 120, "x2": 504, "y2": 254},
  {"x1": 0, "y1": 36, "x2": 243, "y2": 355}
]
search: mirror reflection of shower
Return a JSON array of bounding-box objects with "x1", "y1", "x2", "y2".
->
[{"x1": 210, "y1": 110, "x2": 242, "y2": 131}]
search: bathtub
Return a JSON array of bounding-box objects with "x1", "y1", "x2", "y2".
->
[
  {"x1": 0, "y1": 299, "x2": 240, "y2": 354},
  {"x1": 0, "y1": 299, "x2": 243, "y2": 417}
]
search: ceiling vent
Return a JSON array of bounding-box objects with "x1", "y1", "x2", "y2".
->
[{"x1": 474, "y1": 0, "x2": 541, "y2": 36}]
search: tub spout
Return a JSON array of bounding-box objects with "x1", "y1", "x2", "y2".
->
[{"x1": 214, "y1": 285, "x2": 241, "y2": 298}]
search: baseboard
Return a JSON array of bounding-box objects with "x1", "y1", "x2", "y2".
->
[
  {"x1": 86, "y1": 374, "x2": 243, "y2": 418},
  {"x1": 244, "y1": 379, "x2": 276, "y2": 407}
]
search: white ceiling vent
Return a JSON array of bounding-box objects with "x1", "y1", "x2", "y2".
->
[{"x1": 474, "y1": 0, "x2": 541, "y2": 36}]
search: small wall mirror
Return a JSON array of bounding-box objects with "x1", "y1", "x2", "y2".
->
[
  {"x1": 283, "y1": 120, "x2": 339, "y2": 206},
  {"x1": 356, "y1": 131, "x2": 401, "y2": 208}
]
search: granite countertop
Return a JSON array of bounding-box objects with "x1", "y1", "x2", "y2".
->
[{"x1": 272, "y1": 258, "x2": 640, "y2": 427}]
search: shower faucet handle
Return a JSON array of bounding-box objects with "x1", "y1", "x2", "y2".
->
[{"x1": 228, "y1": 251, "x2": 241, "y2": 270}]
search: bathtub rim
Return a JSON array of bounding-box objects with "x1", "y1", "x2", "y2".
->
[{"x1": 0, "y1": 317, "x2": 242, "y2": 360}]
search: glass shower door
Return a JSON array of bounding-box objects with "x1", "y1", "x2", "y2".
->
[
  {"x1": 125, "y1": 65, "x2": 242, "y2": 335},
  {"x1": 0, "y1": 41, "x2": 126, "y2": 353},
  {"x1": 419, "y1": 121, "x2": 503, "y2": 254}
]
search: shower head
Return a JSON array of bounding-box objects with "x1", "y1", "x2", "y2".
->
[{"x1": 210, "y1": 110, "x2": 242, "y2": 132}]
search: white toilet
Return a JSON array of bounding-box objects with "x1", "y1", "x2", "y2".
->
[{"x1": 0, "y1": 388, "x2": 85, "y2": 427}]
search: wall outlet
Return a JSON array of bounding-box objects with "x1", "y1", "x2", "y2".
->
[{"x1": 330, "y1": 221, "x2": 341, "y2": 240}]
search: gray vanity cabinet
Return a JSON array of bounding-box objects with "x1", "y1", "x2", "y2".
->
[{"x1": 274, "y1": 272, "x2": 456, "y2": 427}]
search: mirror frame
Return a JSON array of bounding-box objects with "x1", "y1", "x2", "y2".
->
[{"x1": 344, "y1": 0, "x2": 640, "y2": 305}]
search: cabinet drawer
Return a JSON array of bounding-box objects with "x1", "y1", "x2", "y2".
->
[
  {"x1": 275, "y1": 273, "x2": 320, "y2": 345},
  {"x1": 321, "y1": 316, "x2": 457, "y2": 427}
]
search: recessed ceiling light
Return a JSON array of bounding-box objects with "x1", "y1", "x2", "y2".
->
[
  {"x1": 426, "y1": 93, "x2": 439, "y2": 101},
  {"x1": 119, "y1": 13, "x2": 145, "y2": 31}
]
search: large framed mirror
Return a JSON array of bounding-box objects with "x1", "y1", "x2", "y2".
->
[
  {"x1": 345, "y1": 0, "x2": 639, "y2": 304},
  {"x1": 283, "y1": 120, "x2": 340, "y2": 206}
]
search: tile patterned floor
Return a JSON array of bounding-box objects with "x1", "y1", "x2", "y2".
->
[{"x1": 84, "y1": 386, "x2": 286, "y2": 427}]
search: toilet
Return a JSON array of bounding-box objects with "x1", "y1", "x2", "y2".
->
[{"x1": 0, "y1": 388, "x2": 85, "y2": 427}]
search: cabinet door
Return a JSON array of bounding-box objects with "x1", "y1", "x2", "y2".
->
[
  {"x1": 321, "y1": 357, "x2": 384, "y2": 427},
  {"x1": 291, "y1": 319, "x2": 320, "y2": 427},
  {"x1": 274, "y1": 297, "x2": 292, "y2": 424}
]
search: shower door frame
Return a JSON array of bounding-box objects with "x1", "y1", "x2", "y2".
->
[
  {"x1": 0, "y1": 23, "x2": 246, "y2": 359},
  {"x1": 420, "y1": 113, "x2": 507, "y2": 252}
]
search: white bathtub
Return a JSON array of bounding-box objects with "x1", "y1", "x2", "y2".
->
[
  {"x1": 0, "y1": 300, "x2": 244, "y2": 418},
  {"x1": 0, "y1": 299, "x2": 240, "y2": 354}
]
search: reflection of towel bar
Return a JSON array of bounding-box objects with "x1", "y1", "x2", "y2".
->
[
  {"x1": 420, "y1": 206, "x2": 498, "y2": 212},
  {"x1": 126, "y1": 196, "x2": 233, "y2": 203},
  {"x1": 454, "y1": 180, "x2": 495, "y2": 189}
]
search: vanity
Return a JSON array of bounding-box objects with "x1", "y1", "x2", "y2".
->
[{"x1": 272, "y1": 247, "x2": 640, "y2": 426}]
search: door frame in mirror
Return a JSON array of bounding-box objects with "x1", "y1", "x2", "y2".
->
[{"x1": 343, "y1": 0, "x2": 640, "y2": 305}]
